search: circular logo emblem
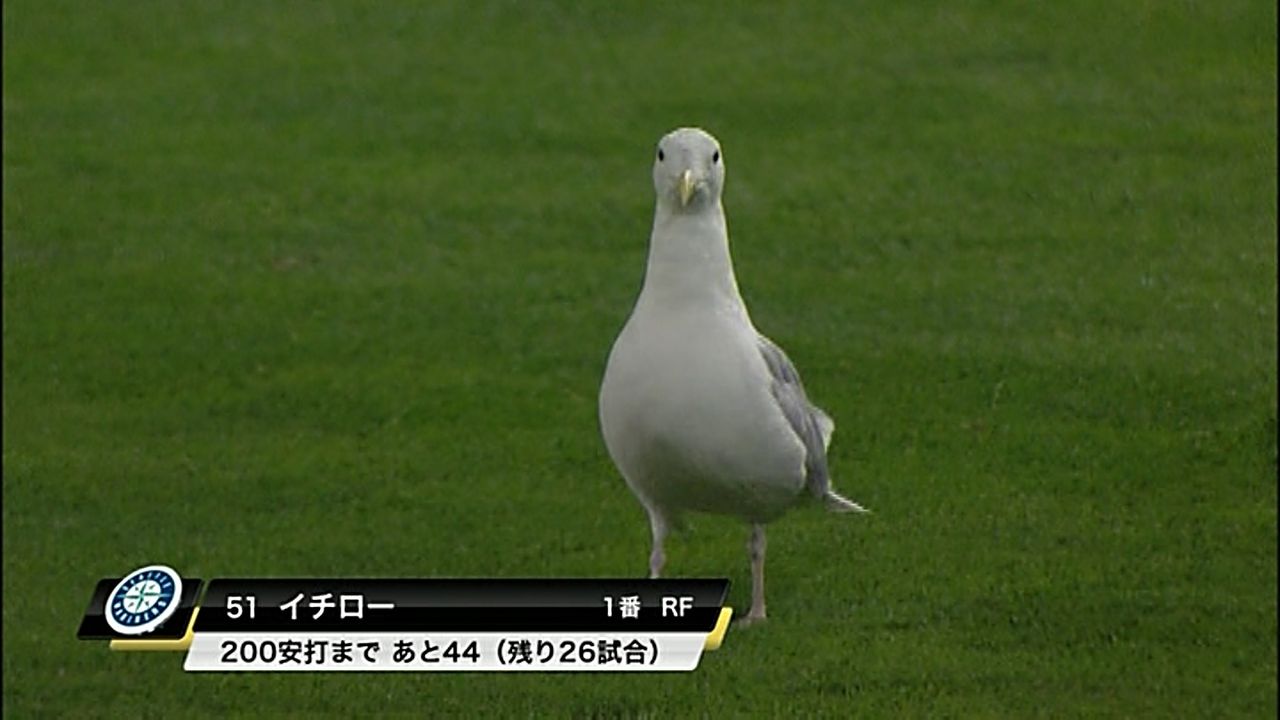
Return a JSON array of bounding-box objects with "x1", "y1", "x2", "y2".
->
[{"x1": 104, "y1": 565, "x2": 183, "y2": 635}]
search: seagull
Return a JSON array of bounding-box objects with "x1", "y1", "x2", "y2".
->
[{"x1": 599, "y1": 127, "x2": 867, "y2": 624}]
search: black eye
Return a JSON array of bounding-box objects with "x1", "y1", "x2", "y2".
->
[
  {"x1": 657, "y1": 148, "x2": 665, "y2": 162},
  {"x1": 712, "y1": 150, "x2": 720, "y2": 163}
]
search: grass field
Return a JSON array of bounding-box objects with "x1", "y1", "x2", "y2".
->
[{"x1": 4, "y1": 1, "x2": 1276, "y2": 716}]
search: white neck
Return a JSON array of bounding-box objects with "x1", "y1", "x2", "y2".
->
[{"x1": 640, "y1": 201, "x2": 747, "y2": 315}]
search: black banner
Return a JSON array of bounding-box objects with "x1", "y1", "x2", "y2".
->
[{"x1": 192, "y1": 579, "x2": 729, "y2": 633}]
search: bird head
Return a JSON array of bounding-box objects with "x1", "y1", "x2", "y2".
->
[{"x1": 652, "y1": 127, "x2": 725, "y2": 212}]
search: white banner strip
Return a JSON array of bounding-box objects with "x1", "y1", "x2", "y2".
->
[{"x1": 184, "y1": 633, "x2": 707, "y2": 672}]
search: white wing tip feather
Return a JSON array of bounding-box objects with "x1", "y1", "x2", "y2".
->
[
  {"x1": 825, "y1": 491, "x2": 870, "y2": 514},
  {"x1": 814, "y1": 408, "x2": 835, "y2": 450}
]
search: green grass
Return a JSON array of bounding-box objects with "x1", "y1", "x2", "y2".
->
[{"x1": 4, "y1": 1, "x2": 1276, "y2": 716}]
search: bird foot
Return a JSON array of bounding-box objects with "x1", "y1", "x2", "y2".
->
[{"x1": 735, "y1": 611, "x2": 767, "y2": 627}]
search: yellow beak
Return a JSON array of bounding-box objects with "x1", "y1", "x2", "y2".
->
[{"x1": 678, "y1": 169, "x2": 697, "y2": 206}]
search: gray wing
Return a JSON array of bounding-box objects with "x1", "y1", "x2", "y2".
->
[{"x1": 757, "y1": 334, "x2": 836, "y2": 500}]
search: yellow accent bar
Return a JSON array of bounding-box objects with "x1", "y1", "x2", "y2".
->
[
  {"x1": 703, "y1": 606, "x2": 733, "y2": 650},
  {"x1": 110, "y1": 608, "x2": 199, "y2": 652}
]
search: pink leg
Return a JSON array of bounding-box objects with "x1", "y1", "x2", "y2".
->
[
  {"x1": 648, "y1": 512, "x2": 669, "y2": 579},
  {"x1": 742, "y1": 523, "x2": 767, "y2": 623}
]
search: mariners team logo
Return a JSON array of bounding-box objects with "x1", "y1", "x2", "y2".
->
[{"x1": 104, "y1": 565, "x2": 183, "y2": 635}]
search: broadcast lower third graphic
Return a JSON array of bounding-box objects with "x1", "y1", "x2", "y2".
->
[{"x1": 78, "y1": 568, "x2": 734, "y2": 672}]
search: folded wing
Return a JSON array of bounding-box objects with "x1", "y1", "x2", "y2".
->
[{"x1": 757, "y1": 334, "x2": 867, "y2": 513}]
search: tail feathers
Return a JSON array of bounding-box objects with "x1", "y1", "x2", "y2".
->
[{"x1": 824, "y1": 490, "x2": 869, "y2": 514}]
